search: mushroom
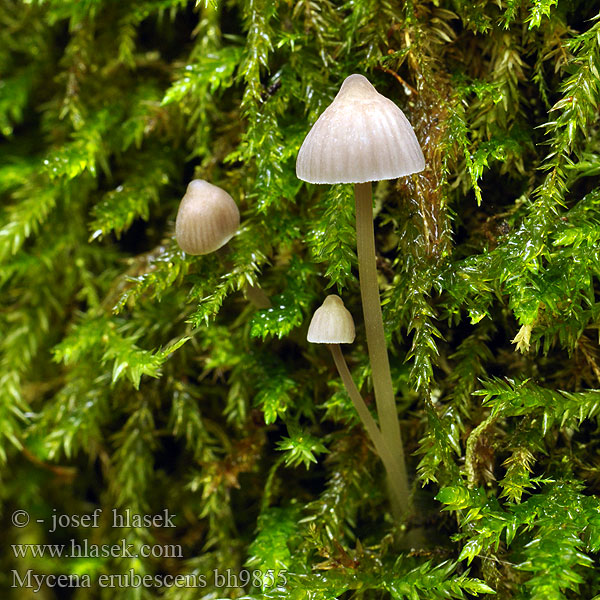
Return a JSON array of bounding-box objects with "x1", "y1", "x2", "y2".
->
[
  {"x1": 307, "y1": 294, "x2": 355, "y2": 344},
  {"x1": 307, "y1": 294, "x2": 409, "y2": 516},
  {"x1": 175, "y1": 179, "x2": 271, "y2": 308},
  {"x1": 175, "y1": 179, "x2": 240, "y2": 256},
  {"x1": 296, "y1": 74, "x2": 424, "y2": 184},
  {"x1": 297, "y1": 74, "x2": 424, "y2": 509}
]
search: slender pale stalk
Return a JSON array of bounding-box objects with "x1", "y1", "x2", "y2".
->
[
  {"x1": 245, "y1": 283, "x2": 272, "y2": 309},
  {"x1": 354, "y1": 182, "x2": 409, "y2": 499},
  {"x1": 217, "y1": 246, "x2": 271, "y2": 309},
  {"x1": 329, "y1": 344, "x2": 409, "y2": 516}
]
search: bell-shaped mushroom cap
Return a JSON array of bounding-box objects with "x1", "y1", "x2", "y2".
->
[
  {"x1": 296, "y1": 74, "x2": 425, "y2": 184},
  {"x1": 175, "y1": 179, "x2": 240, "y2": 255},
  {"x1": 307, "y1": 295, "x2": 356, "y2": 344}
]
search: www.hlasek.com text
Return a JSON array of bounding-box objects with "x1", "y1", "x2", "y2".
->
[{"x1": 12, "y1": 538, "x2": 182, "y2": 559}]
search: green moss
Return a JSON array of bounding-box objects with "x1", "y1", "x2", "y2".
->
[{"x1": 1, "y1": 0, "x2": 600, "y2": 598}]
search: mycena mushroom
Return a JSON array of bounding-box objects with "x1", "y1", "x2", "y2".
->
[
  {"x1": 307, "y1": 295, "x2": 409, "y2": 516},
  {"x1": 175, "y1": 179, "x2": 240, "y2": 256},
  {"x1": 176, "y1": 179, "x2": 270, "y2": 308},
  {"x1": 297, "y1": 74, "x2": 425, "y2": 513}
]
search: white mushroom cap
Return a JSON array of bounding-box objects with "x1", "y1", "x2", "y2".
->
[
  {"x1": 307, "y1": 295, "x2": 356, "y2": 344},
  {"x1": 175, "y1": 179, "x2": 240, "y2": 255},
  {"x1": 296, "y1": 74, "x2": 425, "y2": 184}
]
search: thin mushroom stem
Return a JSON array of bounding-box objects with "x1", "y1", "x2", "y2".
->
[
  {"x1": 328, "y1": 343, "x2": 410, "y2": 517},
  {"x1": 245, "y1": 283, "x2": 272, "y2": 309},
  {"x1": 216, "y1": 246, "x2": 271, "y2": 309},
  {"x1": 354, "y1": 181, "x2": 409, "y2": 493}
]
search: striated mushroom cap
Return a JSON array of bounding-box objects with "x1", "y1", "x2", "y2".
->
[
  {"x1": 175, "y1": 179, "x2": 240, "y2": 255},
  {"x1": 307, "y1": 295, "x2": 356, "y2": 344},
  {"x1": 296, "y1": 74, "x2": 425, "y2": 184}
]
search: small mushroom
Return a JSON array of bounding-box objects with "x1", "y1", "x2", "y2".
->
[
  {"x1": 307, "y1": 294, "x2": 355, "y2": 344},
  {"x1": 307, "y1": 295, "x2": 409, "y2": 516},
  {"x1": 175, "y1": 179, "x2": 240, "y2": 255},
  {"x1": 297, "y1": 74, "x2": 422, "y2": 510},
  {"x1": 175, "y1": 179, "x2": 271, "y2": 309},
  {"x1": 296, "y1": 74, "x2": 424, "y2": 183}
]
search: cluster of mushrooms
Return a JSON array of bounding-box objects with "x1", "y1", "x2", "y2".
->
[{"x1": 175, "y1": 74, "x2": 425, "y2": 517}]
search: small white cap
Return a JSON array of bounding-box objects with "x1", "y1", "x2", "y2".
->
[
  {"x1": 175, "y1": 180, "x2": 240, "y2": 255},
  {"x1": 296, "y1": 74, "x2": 425, "y2": 184},
  {"x1": 307, "y1": 295, "x2": 356, "y2": 344}
]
